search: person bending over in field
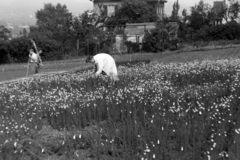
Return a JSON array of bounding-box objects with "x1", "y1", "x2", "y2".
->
[{"x1": 86, "y1": 53, "x2": 119, "y2": 82}]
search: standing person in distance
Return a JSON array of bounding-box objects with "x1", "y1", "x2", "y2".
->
[
  {"x1": 86, "y1": 53, "x2": 119, "y2": 82},
  {"x1": 28, "y1": 49, "x2": 43, "y2": 74}
]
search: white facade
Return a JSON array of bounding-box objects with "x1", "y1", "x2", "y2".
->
[
  {"x1": 93, "y1": 2, "x2": 121, "y2": 17},
  {"x1": 92, "y1": 0, "x2": 167, "y2": 18}
]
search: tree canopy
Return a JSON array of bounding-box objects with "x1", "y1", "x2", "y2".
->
[
  {"x1": 170, "y1": 0, "x2": 180, "y2": 22},
  {"x1": 0, "y1": 26, "x2": 10, "y2": 41},
  {"x1": 105, "y1": 0, "x2": 158, "y2": 26},
  {"x1": 224, "y1": 1, "x2": 240, "y2": 22},
  {"x1": 189, "y1": 0, "x2": 212, "y2": 30},
  {"x1": 29, "y1": 3, "x2": 73, "y2": 54}
]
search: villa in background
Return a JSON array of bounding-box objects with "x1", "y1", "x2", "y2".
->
[
  {"x1": 89, "y1": 0, "x2": 172, "y2": 54},
  {"x1": 90, "y1": 0, "x2": 167, "y2": 20}
]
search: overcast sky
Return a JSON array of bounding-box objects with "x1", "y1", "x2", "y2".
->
[
  {"x1": 0, "y1": 0, "x2": 223, "y2": 24},
  {"x1": 165, "y1": 0, "x2": 214, "y2": 15}
]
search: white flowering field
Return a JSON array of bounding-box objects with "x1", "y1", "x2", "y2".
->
[{"x1": 0, "y1": 59, "x2": 240, "y2": 160}]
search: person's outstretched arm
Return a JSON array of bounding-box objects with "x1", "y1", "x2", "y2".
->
[
  {"x1": 29, "y1": 52, "x2": 33, "y2": 61},
  {"x1": 38, "y1": 55, "x2": 43, "y2": 66},
  {"x1": 95, "y1": 62, "x2": 103, "y2": 76}
]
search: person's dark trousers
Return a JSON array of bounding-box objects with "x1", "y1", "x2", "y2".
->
[{"x1": 30, "y1": 62, "x2": 39, "y2": 74}]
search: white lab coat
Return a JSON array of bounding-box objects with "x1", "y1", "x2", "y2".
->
[{"x1": 93, "y1": 53, "x2": 118, "y2": 81}]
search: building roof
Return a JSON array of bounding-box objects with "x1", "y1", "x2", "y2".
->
[
  {"x1": 124, "y1": 22, "x2": 179, "y2": 38},
  {"x1": 124, "y1": 23, "x2": 156, "y2": 35}
]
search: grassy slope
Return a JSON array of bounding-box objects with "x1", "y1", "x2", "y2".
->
[
  {"x1": 0, "y1": 47, "x2": 240, "y2": 82},
  {"x1": 0, "y1": 53, "x2": 173, "y2": 82},
  {"x1": 157, "y1": 47, "x2": 240, "y2": 63}
]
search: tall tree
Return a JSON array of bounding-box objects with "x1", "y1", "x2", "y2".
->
[
  {"x1": 23, "y1": 28, "x2": 28, "y2": 37},
  {"x1": 226, "y1": 1, "x2": 240, "y2": 22},
  {"x1": 170, "y1": 0, "x2": 180, "y2": 21},
  {"x1": 189, "y1": 0, "x2": 212, "y2": 30},
  {"x1": 182, "y1": 8, "x2": 188, "y2": 23},
  {"x1": 70, "y1": 11, "x2": 105, "y2": 55},
  {"x1": 207, "y1": 1, "x2": 239, "y2": 24},
  {"x1": 34, "y1": 3, "x2": 73, "y2": 53},
  {"x1": 36, "y1": 3, "x2": 72, "y2": 31},
  {"x1": 178, "y1": 9, "x2": 190, "y2": 39}
]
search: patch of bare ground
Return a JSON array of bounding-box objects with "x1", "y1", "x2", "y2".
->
[{"x1": 11, "y1": 120, "x2": 125, "y2": 160}]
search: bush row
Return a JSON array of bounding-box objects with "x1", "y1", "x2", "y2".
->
[{"x1": 194, "y1": 22, "x2": 240, "y2": 41}]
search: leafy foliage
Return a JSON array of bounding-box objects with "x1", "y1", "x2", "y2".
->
[
  {"x1": 30, "y1": 3, "x2": 73, "y2": 55},
  {"x1": 223, "y1": 1, "x2": 240, "y2": 22},
  {"x1": 0, "y1": 26, "x2": 10, "y2": 41},
  {"x1": 189, "y1": 0, "x2": 212, "y2": 30},
  {"x1": 0, "y1": 36, "x2": 62, "y2": 63},
  {"x1": 0, "y1": 41, "x2": 10, "y2": 63},
  {"x1": 194, "y1": 22, "x2": 240, "y2": 41},
  {"x1": 7, "y1": 37, "x2": 31, "y2": 63},
  {"x1": 35, "y1": 3, "x2": 72, "y2": 37},
  {"x1": 2, "y1": 0, "x2": 240, "y2": 62},
  {"x1": 170, "y1": 0, "x2": 180, "y2": 22},
  {"x1": 142, "y1": 22, "x2": 172, "y2": 52},
  {"x1": 71, "y1": 11, "x2": 108, "y2": 55},
  {"x1": 105, "y1": 0, "x2": 158, "y2": 26},
  {"x1": 179, "y1": 0, "x2": 240, "y2": 41}
]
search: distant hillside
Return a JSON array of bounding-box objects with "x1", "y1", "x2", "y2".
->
[
  {"x1": 0, "y1": 20, "x2": 33, "y2": 36},
  {"x1": 0, "y1": 1, "x2": 35, "y2": 36},
  {"x1": 0, "y1": 0, "x2": 92, "y2": 36}
]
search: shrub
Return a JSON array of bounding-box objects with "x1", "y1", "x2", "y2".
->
[
  {"x1": 7, "y1": 37, "x2": 32, "y2": 63},
  {"x1": 125, "y1": 41, "x2": 140, "y2": 53},
  {"x1": 142, "y1": 23, "x2": 171, "y2": 52},
  {"x1": 4, "y1": 37, "x2": 62, "y2": 63},
  {"x1": 30, "y1": 38, "x2": 61, "y2": 61},
  {"x1": 42, "y1": 51, "x2": 64, "y2": 61},
  {"x1": 0, "y1": 41, "x2": 10, "y2": 64},
  {"x1": 194, "y1": 22, "x2": 240, "y2": 41}
]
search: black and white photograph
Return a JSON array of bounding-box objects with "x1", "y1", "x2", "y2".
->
[{"x1": 0, "y1": 0, "x2": 240, "y2": 159}]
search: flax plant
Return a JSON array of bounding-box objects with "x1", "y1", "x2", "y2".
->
[{"x1": 0, "y1": 59, "x2": 240, "y2": 159}]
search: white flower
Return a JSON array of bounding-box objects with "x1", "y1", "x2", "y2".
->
[{"x1": 14, "y1": 142, "x2": 17, "y2": 147}]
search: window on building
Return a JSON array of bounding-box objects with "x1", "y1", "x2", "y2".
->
[
  {"x1": 157, "y1": 5, "x2": 163, "y2": 16},
  {"x1": 115, "y1": 5, "x2": 119, "y2": 13},
  {"x1": 157, "y1": 6, "x2": 160, "y2": 15},
  {"x1": 107, "y1": 5, "x2": 115, "y2": 17}
]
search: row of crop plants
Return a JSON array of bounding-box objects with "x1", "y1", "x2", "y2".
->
[{"x1": 0, "y1": 60, "x2": 240, "y2": 159}]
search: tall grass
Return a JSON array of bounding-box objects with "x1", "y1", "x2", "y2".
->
[{"x1": 0, "y1": 59, "x2": 240, "y2": 159}]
